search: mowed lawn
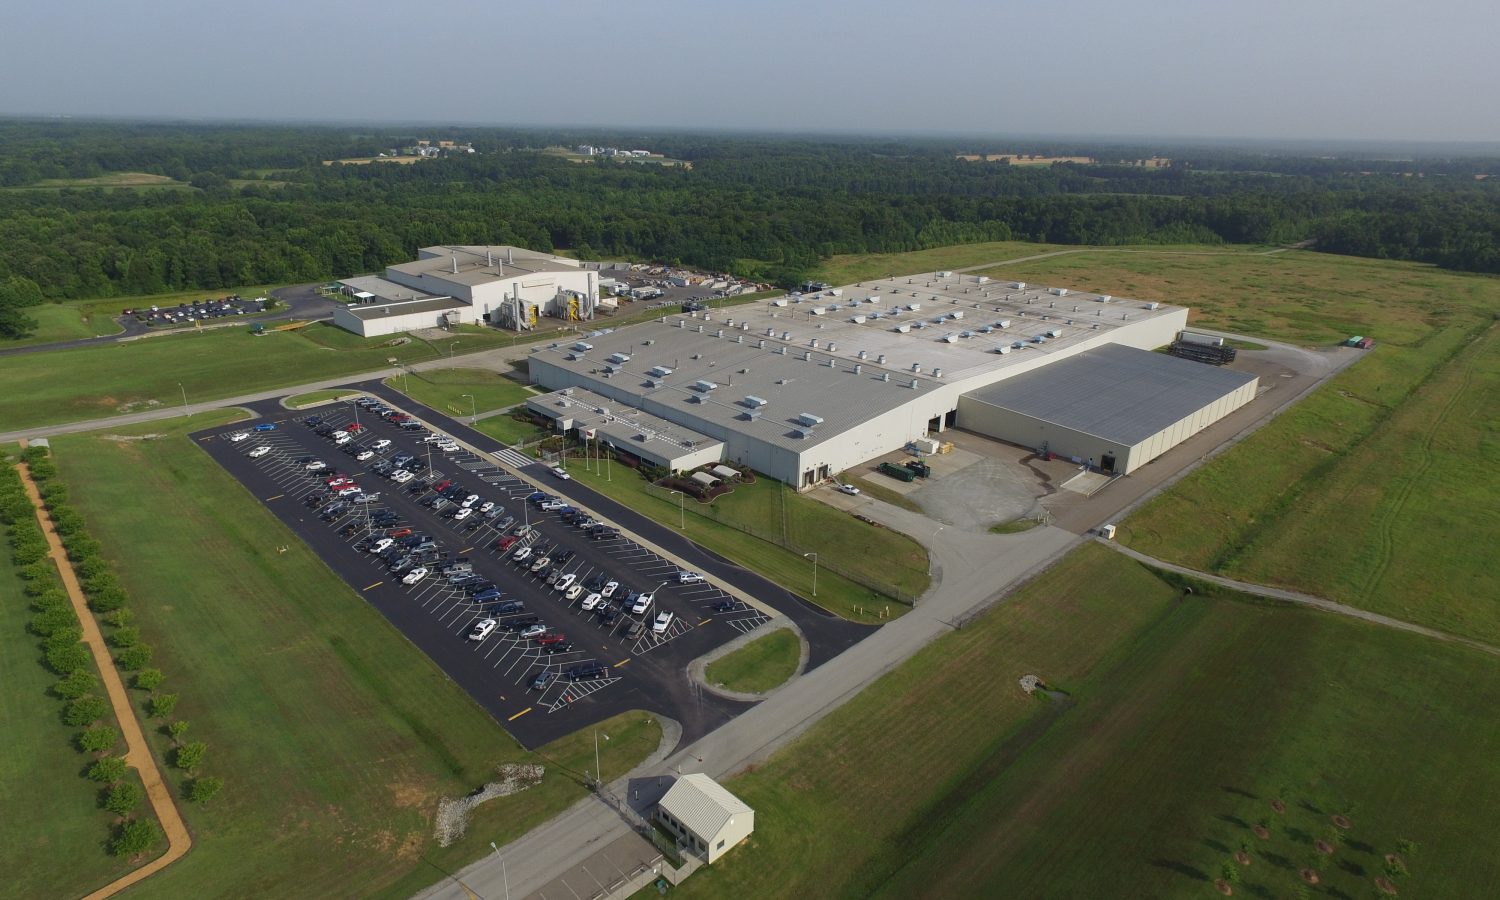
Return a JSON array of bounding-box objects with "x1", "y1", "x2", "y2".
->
[
  {"x1": 47, "y1": 414, "x2": 662, "y2": 899},
  {"x1": 384, "y1": 367, "x2": 536, "y2": 417},
  {"x1": 569, "y1": 463, "x2": 927, "y2": 619},
  {"x1": 673, "y1": 544, "x2": 1500, "y2": 899},
  {"x1": 0, "y1": 323, "x2": 516, "y2": 431},
  {"x1": 704, "y1": 630, "x2": 801, "y2": 694},
  {"x1": 814, "y1": 240, "x2": 1065, "y2": 285},
  {"x1": 0, "y1": 521, "x2": 140, "y2": 899}
]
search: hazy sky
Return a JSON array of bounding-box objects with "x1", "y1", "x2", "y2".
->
[{"x1": 5, "y1": 0, "x2": 1498, "y2": 142}]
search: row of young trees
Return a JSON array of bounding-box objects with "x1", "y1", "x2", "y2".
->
[
  {"x1": 5, "y1": 446, "x2": 222, "y2": 866},
  {"x1": 0, "y1": 123, "x2": 1498, "y2": 311}
]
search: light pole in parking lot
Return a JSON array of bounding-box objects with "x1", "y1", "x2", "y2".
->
[
  {"x1": 461, "y1": 393, "x2": 476, "y2": 424},
  {"x1": 177, "y1": 382, "x2": 188, "y2": 417},
  {"x1": 449, "y1": 340, "x2": 459, "y2": 358},
  {"x1": 489, "y1": 841, "x2": 510, "y2": 900},
  {"x1": 804, "y1": 552, "x2": 819, "y2": 597}
]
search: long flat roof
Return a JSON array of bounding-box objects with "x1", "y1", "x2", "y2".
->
[
  {"x1": 338, "y1": 275, "x2": 436, "y2": 303},
  {"x1": 388, "y1": 245, "x2": 582, "y2": 287},
  {"x1": 961, "y1": 343, "x2": 1257, "y2": 445},
  {"x1": 527, "y1": 387, "x2": 722, "y2": 461},
  {"x1": 345, "y1": 296, "x2": 468, "y2": 320}
]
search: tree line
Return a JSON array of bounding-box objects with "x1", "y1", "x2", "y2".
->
[{"x1": 1, "y1": 121, "x2": 1498, "y2": 316}]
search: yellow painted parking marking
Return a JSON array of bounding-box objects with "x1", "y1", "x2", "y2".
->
[
  {"x1": 615, "y1": 658, "x2": 632, "y2": 668},
  {"x1": 698, "y1": 618, "x2": 712, "y2": 626},
  {"x1": 458, "y1": 547, "x2": 473, "y2": 554},
  {"x1": 508, "y1": 707, "x2": 532, "y2": 721},
  {"x1": 362, "y1": 581, "x2": 383, "y2": 591},
  {"x1": 264, "y1": 494, "x2": 284, "y2": 501}
]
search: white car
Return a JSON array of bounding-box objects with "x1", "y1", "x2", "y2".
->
[
  {"x1": 402, "y1": 566, "x2": 429, "y2": 585},
  {"x1": 334, "y1": 434, "x2": 352, "y2": 445},
  {"x1": 423, "y1": 433, "x2": 447, "y2": 444},
  {"x1": 630, "y1": 591, "x2": 655, "y2": 615},
  {"x1": 439, "y1": 442, "x2": 460, "y2": 453},
  {"x1": 565, "y1": 583, "x2": 585, "y2": 601},
  {"x1": 554, "y1": 573, "x2": 577, "y2": 593},
  {"x1": 461, "y1": 494, "x2": 480, "y2": 508},
  {"x1": 452, "y1": 508, "x2": 474, "y2": 521},
  {"x1": 836, "y1": 483, "x2": 861, "y2": 496},
  {"x1": 305, "y1": 460, "x2": 327, "y2": 471},
  {"x1": 677, "y1": 571, "x2": 705, "y2": 585},
  {"x1": 228, "y1": 431, "x2": 250, "y2": 442},
  {"x1": 247, "y1": 446, "x2": 272, "y2": 459},
  {"x1": 652, "y1": 611, "x2": 675, "y2": 634},
  {"x1": 520, "y1": 623, "x2": 547, "y2": 639},
  {"x1": 372, "y1": 439, "x2": 392, "y2": 451},
  {"x1": 478, "y1": 501, "x2": 496, "y2": 513},
  {"x1": 549, "y1": 465, "x2": 572, "y2": 480},
  {"x1": 356, "y1": 450, "x2": 375, "y2": 461},
  {"x1": 512, "y1": 547, "x2": 534, "y2": 564},
  {"x1": 370, "y1": 538, "x2": 394, "y2": 554},
  {"x1": 530, "y1": 556, "x2": 552, "y2": 573},
  {"x1": 468, "y1": 618, "x2": 497, "y2": 641},
  {"x1": 539, "y1": 500, "x2": 567, "y2": 511},
  {"x1": 391, "y1": 470, "x2": 414, "y2": 483},
  {"x1": 601, "y1": 580, "x2": 620, "y2": 599},
  {"x1": 580, "y1": 592, "x2": 603, "y2": 611}
]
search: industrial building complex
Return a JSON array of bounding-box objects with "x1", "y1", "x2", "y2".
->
[
  {"x1": 525, "y1": 270, "x2": 1260, "y2": 488},
  {"x1": 333, "y1": 245, "x2": 599, "y2": 337}
]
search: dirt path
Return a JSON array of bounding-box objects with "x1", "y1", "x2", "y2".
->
[
  {"x1": 1101, "y1": 539, "x2": 1500, "y2": 658},
  {"x1": 15, "y1": 456, "x2": 193, "y2": 897}
]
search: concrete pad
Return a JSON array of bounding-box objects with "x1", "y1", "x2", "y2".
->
[
  {"x1": 528, "y1": 830, "x2": 662, "y2": 900},
  {"x1": 910, "y1": 456, "x2": 1042, "y2": 532},
  {"x1": 1060, "y1": 470, "x2": 1111, "y2": 495}
]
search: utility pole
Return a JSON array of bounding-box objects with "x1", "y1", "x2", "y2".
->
[
  {"x1": 804, "y1": 552, "x2": 818, "y2": 597},
  {"x1": 177, "y1": 382, "x2": 188, "y2": 417}
]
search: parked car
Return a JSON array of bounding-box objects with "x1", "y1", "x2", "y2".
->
[
  {"x1": 228, "y1": 431, "x2": 250, "y2": 442},
  {"x1": 580, "y1": 592, "x2": 603, "y2": 611},
  {"x1": 356, "y1": 450, "x2": 375, "y2": 461},
  {"x1": 402, "y1": 567, "x2": 429, "y2": 585},
  {"x1": 254, "y1": 423, "x2": 277, "y2": 432},
  {"x1": 540, "y1": 500, "x2": 567, "y2": 511},
  {"x1": 564, "y1": 584, "x2": 585, "y2": 601},
  {"x1": 369, "y1": 537, "x2": 394, "y2": 554},
  {"x1": 542, "y1": 642, "x2": 574, "y2": 655},
  {"x1": 372, "y1": 439, "x2": 392, "y2": 451},
  {"x1": 554, "y1": 573, "x2": 577, "y2": 593},
  {"x1": 305, "y1": 460, "x2": 328, "y2": 471},
  {"x1": 601, "y1": 581, "x2": 621, "y2": 599},
  {"x1": 512, "y1": 547, "x2": 534, "y2": 564},
  {"x1": 467, "y1": 618, "x2": 497, "y2": 641},
  {"x1": 471, "y1": 588, "x2": 502, "y2": 603},
  {"x1": 630, "y1": 591, "x2": 655, "y2": 615},
  {"x1": 495, "y1": 535, "x2": 519, "y2": 552},
  {"x1": 712, "y1": 599, "x2": 746, "y2": 612},
  {"x1": 566, "y1": 663, "x2": 607, "y2": 682},
  {"x1": 529, "y1": 670, "x2": 554, "y2": 691},
  {"x1": 549, "y1": 465, "x2": 571, "y2": 480},
  {"x1": 836, "y1": 483, "x2": 861, "y2": 496},
  {"x1": 248, "y1": 445, "x2": 271, "y2": 458},
  {"x1": 530, "y1": 557, "x2": 552, "y2": 573},
  {"x1": 677, "y1": 571, "x2": 705, "y2": 585},
  {"x1": 652, "y1": 611, "x2": 675, "y2": 634},
  {"x1": 520, "y1": 623, "x2": 547, "y2": 639},
  {"x1": 536, "y1": 632, "x2": 566, "y2": 646},
  {"x1": 453, "y1": 508, "x2": 474, "y2": 521}
]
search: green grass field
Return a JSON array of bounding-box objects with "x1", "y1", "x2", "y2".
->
[
  {"x1": 814, "y1": 241, "x2": 1065, "y2": 285},
  {"x1": 5, "y1": 285, "x2": 280, "y2": 349},
  {"x1": 704, "y1": 630, "x2": 800, "y2": 694},
  {"x1": 0, "y1": 323, "x2": 519, "y2": 432},
  {"x1": 44, "y1": 413, "x2": 662, "y2": 898},
  {"x1": 471, "y1": 414, "x2": 550, "y2": 447},
  {"x1": 384, "y1": 367, "x2": 536, "y2": 418},
  {"x1": 568, "y1": 462, "x2": 926, "y2": 619},
  {"x1": 0, "y1": 511, "x2": 142, "y2": 899},
  {"x1": 3, "y1": 172, "x2": 193, "y2": 191},
  {"x1": 672, "y1": 544, "x2": 1500, "y2": 899}
]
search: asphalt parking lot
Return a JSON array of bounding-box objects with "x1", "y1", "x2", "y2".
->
[{"x1": 197, "y1": 393, "x2": 871, "y2": 748}]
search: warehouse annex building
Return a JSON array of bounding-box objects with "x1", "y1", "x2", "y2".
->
[
  {"x1": 525, "y1": 270, "x2": 1259, "y2": 488},
  {"x1": 333, "y1": 245, "x2": 599, "y2": 337}
]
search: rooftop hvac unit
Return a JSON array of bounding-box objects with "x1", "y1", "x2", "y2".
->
[
  {"x1": 908, "y1": 303, "x2": 921, "y2": 311},
  {"x1": 951, "y1": 310, "x2": 965, "y2": 319},
  {"x1": 810, "y1": 338, "x2": 819, "y2": 348},
  {"x1": 933, "y1": 367, "x2": 944, "y2": 378},
  {"x1": 877, "y1": 354, "x2": 887, "y2": 364},
  {"x1": 757, "y1": 339, "x2": 766, "y2": 349},
  {"x1": 853, "y1": 364, "x2": 862, "y2": 374},
  {"x1": 857, "y1": 349, "x2": 868, "y2": 359},
  {"x1": 881, "y1": 372, "x2": 890, "y2": 382},
  {"x1": 607, "y1": 352, "x2": 631, "y2": 365},
  {"x1": 1146, "y1": 301, "x2": 1160, "y2": 310},
  {"x1": 572, "y1": 341, "x2": 594, "y2": 352},
  {"x1": 777, "y1": 346, "x2": 786, "y2": 355},
  {"x1": 977, "y1": 276, "x2": 990, "y2": 284},
  {"x1": 782, "y1": 331, "x2": 791, "y2": 340},
  {"x1": 742, "y1": 395, "x2": 768, "y2": 408},
  {"x1": 1052, "y1": 288, "x2": 1068, "y2": 297},
  {"x1": 646, "y1": 365, "x2": 673, "y2": 378},
  {"x1": 1015, "y1": 282, "x2": 1026, "y2": 290},
  {"x1": 697, "y1": 324, "x2": 704, "y2": 333},
  {"x1": 561, "y1": 388, "x2": 574, "y2": 395},
  {"x1": 716, "y1": 329, "x2": 723, "y2": 338},
  {"x1": 828, "y1": 343, "x2": 836, "y2": 351},
  {"x1": 796, "y1": 412, "x2": 824, "y2": 427},
  {"x1": 1047, "y1": 329, "x2": 1063, "y2": 338},
  {"x1": 896, "y1": 324, "x2": 912, "y2": 333},
  {"x1": 826, "y1": 357, "x2": 836, "y2": 367},
  {"x1": 766, "y1": 327, "x2": 776, "y2": 336},
  {"x1": 937, "y1": 270, "x2": 953, "y2": 277},
  {"x1": 911, "y1": 363, "x2": 922, "y2": 373},
  {"x1": 810, "y1": 306, "x2": 827, "y2": 316},
  {"x1": 742, "y1": 409, "x2": 760, "y2": 421},
  {"x1": 867, "y1": 295, "x2": 881, "y2": 304},
  {"x1": 941, "y1": 334, "x2": 958, "y2": 343},
  {"x1": 735, "y1": 335, "x2": 744, "y2": 343},
  {"x1": 693, "y1": 380, "x2": 717, "y2": 392},
  {"x1": 995, "y1": 345, "x2": 1011, "y2": 355},
  {"x1": 1099, "y1": 295, "x2": 1112, "y2": 303},
  {"x1": 908, "y1": 378, "x2": 919, "y2": 390}
]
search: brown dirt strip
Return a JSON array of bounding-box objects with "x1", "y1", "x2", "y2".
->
[{"x1": 16, "y1": 454, "x2": 193, "y2": 897}]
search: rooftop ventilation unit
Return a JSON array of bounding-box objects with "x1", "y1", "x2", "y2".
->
[
  {"x1": 1047, "y1": 329, "x2": 1063, "y2": 338},
  {"x1": 867, "y1": 295, "x2": 881, "y2": 304},
  {"x1": 1146, "y1": 301, "x2": 1160, "y2": 310},
  {"x1": 857, "y1": 349, "x2": 868, "y2": 360},
  {"x1": 796, "y1": 413, "x2": 824, "y2": 427},
  {"x1": 933, "y1": 367, "x2": 943, "y2": 378},
  {"x1": 646, "y1": 365, "x2": 673, "y2": 378},
  {"x1": 896, "y1": 324, "x2": 912, "y2": 334},
  {"x1": 911, "y1": 363, "x2": 922, "y2": 374},
  {"x1": 782, "y1": 331, "x2": 791, "y2": 340},
  {"x1": 693, "y1": 380, "x2": 717, "y2": 392},
  {"x1": 802, "y1": 351, "x2": 812, "y2": 361},
  {"x1": 572, "y1": 341, "x2": 594, "y2": 352},
  {"x1": 1099, "y1": 295, "x2": 1112, "y2": 303},
  {"x1": 877, "y1": 354, "x2": 888, "y2": 364},
  {"x1": 1016, "y1": 282, "x2": 1027, "y2": 290},
  {"x1": 777, "y1": 345, "x2": 787, "y2": 355},
  {"x1": 757, "y1": 339, "x2": 766, "y2": 349},
  {"x1": 851, "y1": 315, "x2": 866, "y2": 324},
  {"x1": 697, "y1": 324, "x2": 705, "y2": 333},
  {"x1": 995, "y1": 345, "x2": 1012, "y2": 355},
  {"x1": 741, "y1": 409, "x2": 761, "y2": 421},
  {"x1": 908, "y1": 378, "x2": 919, "y2": 390},
  {"x1": 908, "y1": 303, "x2": 922, "y2": 311},
  {"x1": 810, "y1": 338, "x2": 819, "y2": 349},
  {"x1": 742, "y1": 395, "x2": 768, "y2": 409},
  {"x1": 881, "y1": 372, "x2": 890, "y2": 382},
  {"x1": 716, "y1": 329, "x2": 724, "y2": 338},
  {"x1": 810, "y1": 306, "x2": 827, "y2": 316},
  {"x1": 941, "y1": 334, "x2": 958, "y2": 343},
  {"x1": 607, "y1": 352, "x2": 631, "y2": 365},
  {"x1": 794, "y1": 428, "x2": 814, "y2": 440},
  {"x1": 854, "y1": 364, "x2": 862, "y2": 375},
  {"x1": 1052, "y1": 288, "x2": 1068, "y2": 297}
]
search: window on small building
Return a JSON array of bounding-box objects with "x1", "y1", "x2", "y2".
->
[{"x1": 716, "y1": 839, "x2": 725, "y2": 850}]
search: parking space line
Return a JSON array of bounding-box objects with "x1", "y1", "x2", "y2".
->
[
  {"x1": 265, "y1": 494, "x2": 283, "y2": 501},
  {"x1": 362, "y1": 581, "x2": 382, "y2": 591},
  {"x1": 615, "y1": 658, "x2": 631, "y2": 667},
  {"x1": 698, "y1": 618, "x2": 711, "y2": 626},
  {"x1": 507, "y1": 707, "x2": 532, "y2": 721}
]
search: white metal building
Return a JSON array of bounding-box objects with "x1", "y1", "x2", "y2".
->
[
  {"x1": 656, "y1": 774, "x2": 755, "y2": 864},
  {"x1": 332, "y1": 297, "x2": 473, "y2": 338},
  {"x1": 526, "y1": 386, "x2": 725, "y2": 471},
  {"x1": 956, "y1": 343, "x2": 1259, "y2": 474},
  {"x1": 526, "y1": 272, "x2": 1216, "y2": 488},
  {"x1": 383, "y1": 245, "x2": 598, "y2": 331}
]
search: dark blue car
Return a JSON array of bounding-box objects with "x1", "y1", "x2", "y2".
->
[{"x1": 253, "y1": 423, "x2": 277, "y2": 432}]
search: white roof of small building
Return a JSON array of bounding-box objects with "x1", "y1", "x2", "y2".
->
[{"x1": 659, "y1": 774, "x2": 752, "y2": 839}]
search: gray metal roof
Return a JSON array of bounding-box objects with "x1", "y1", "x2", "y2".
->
[
  {"x1": 337, "y1": 275, "x2": 435, "y2": 304},
  {"x1": 526, "y1": 387, "x2": 723, "y2": 463},
  {"x1": 344, "y1": 296, "x2": 468, "y2": 320},
  {"x1": 961, "y1": 344, "x2": 1257, "y2": 445},
  {"x1": 387, "y1": 245, "x2": 582, "y2": 286},
  {"x1": 658, "y1": 774, "x2": 752, "y2": 840}
]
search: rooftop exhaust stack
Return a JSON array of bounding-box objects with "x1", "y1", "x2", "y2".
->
[
  {"x1": 909, "y1": 378, "x2": 919, "y2": 390},
  {"x1": 451, "y1": 255, "x2": 459, "y2": 275},
  {"x1": 881, "y1": 372, "x2": 890, "y2": 382},
  {"x1": 507, "y1": 248, "x2": 513, "y2": 265},
  {"x1": 933, "y1": 367, "x2": 943, "y2": 378},
  {"x1": 854, "y1": 364, "x2": 862, "y2": 375},
  {"x1": 911, "y1": 363, "x2": 922, "y2": 374},
  {"x1": 877, "y1": 354, "x2": 887, "y2": 364}
]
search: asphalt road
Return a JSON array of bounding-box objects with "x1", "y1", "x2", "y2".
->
[{"x1": 197, "y1": 394, "x2": 870, "y2": 750}]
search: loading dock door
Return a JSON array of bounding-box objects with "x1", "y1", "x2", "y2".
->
[{"x1": 1101, "y1": 453, "x2": 1116, "y2": 473}]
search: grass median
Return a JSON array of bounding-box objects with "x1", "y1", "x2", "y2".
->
[
  {"x1": 383, "y1": 367, "x2": 536, "y2": 418},
  {"x1": 673, "y1": 542, "x2": 1500, "y2": 898},
  {"x1": 46, "y1": 412, "x2": 662, "y2": 898},
  {"x1": 569, "y1": 461, "x2": 926, "y2": 621},
  {"x1": 704, "y1": 630, "x2": 801, "y2": 694}
]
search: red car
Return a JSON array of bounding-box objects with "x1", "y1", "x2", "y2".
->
[
  {"x1": 536, "y1": 632, "x2": 567, "y2": 646},
  {"x1": 333, "y1": 483, "x2": 362, "y2": 493},
  {"x1": 434, "y1": 479, "x2": 453, "y2": 493},
  {"x1": 494, "y1": 535, "x2": 519, "y2": 551},
  {"x1": 325, "y1": 476, "x2": 349, "y2": 486},
  {"x1": 346, "y1": 423, "x2": 365, "y2": 433},
  {"x1": 387, "y1": 527, "x2": 412, "y2": 538}
]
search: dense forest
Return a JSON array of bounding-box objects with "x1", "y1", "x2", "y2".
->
[{"x1": 2, "y1": 121, "x2": 1498, "y2": 315}]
